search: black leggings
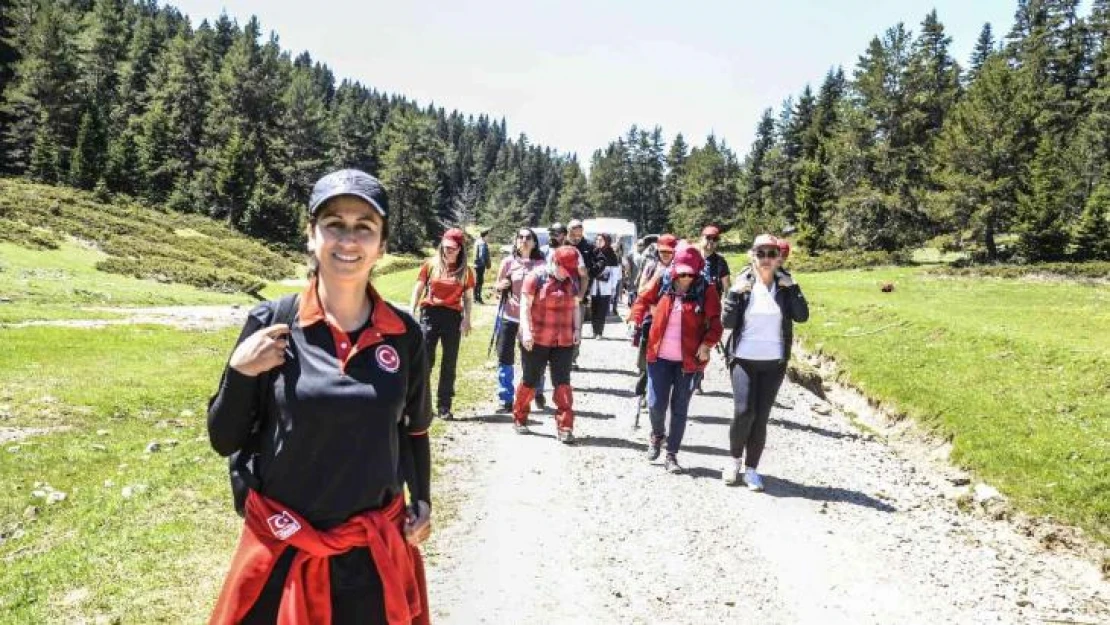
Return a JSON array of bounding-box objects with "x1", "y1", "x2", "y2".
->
[
  {"x1": 422, "y1": 306, "x2": 462, "y2": 412},
  {"x1": 728, "y1": 359, "x2": 786, "y2": 468},
  {"x1": 496, "y1": 318, "x2": 519, "y2": 366},
  {"x1": 590, "y1": 295, "x2": 611, "y2": 336}
]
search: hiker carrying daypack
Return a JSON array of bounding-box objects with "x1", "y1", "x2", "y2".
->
[{"x1": 628, "y1": 241, "x2": 722, "y2": 474}]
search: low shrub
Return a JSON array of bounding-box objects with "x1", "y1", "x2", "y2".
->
[
  {"x1": 786, "y1": 249, "x2": 914, "y2": 273},
  {"x1": 96, "y1": 257, "x2": 266, "y2": 295},
  {"x1": 929, "y1": 261, "x2": 1110, "y2": 280}
]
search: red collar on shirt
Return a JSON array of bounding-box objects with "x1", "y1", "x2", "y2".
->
[
  {"x1": 296, "y1": 277, "x2": 406, "y2": 335},
  {"x1": 296, "y1": 278, "x2": 407, "y2": 372}
]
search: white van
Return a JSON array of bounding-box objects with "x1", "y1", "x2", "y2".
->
[{"x1": 583, "y1": 218, "x2": 637, "y2": 255}]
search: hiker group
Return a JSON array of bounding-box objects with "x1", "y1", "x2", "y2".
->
[{"x1": 205, "y1": 169, "x2": 807, "y2": 624}]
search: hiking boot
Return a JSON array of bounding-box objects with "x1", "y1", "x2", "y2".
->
[
  {"x1": 513, "y1": 422, "x2": 531, "y2": 435},
  {"x1": 557, "y1": 429, "x2": 576, "y2": 445},
  {"x1": 664, "y1": 454, "x2": 682, "y2": 474},
  {"x1": 645, "y1": 435, "x2": 663, "y2": 461},
  {"x1": 744, "y1": 467, "x2": 765, "y2": 492},
  {"x1": 722, "y1": 462, "x2": 742, "y2": 486},
  {"x1": 438, "y1": 408, "x2": 455, "y2": 421},
  {"x1": 497, "y1": 401, "x2": 513, "y2": 413},
  {"x1": 534, "y1": 394, "x2": 547, "y2": 410}
]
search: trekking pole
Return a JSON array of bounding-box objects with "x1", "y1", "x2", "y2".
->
[{"x1": 487, "y1": 288, "x2": 509, "y2": 358}]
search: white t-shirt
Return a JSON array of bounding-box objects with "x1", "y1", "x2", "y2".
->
[{"x1": 736, "y1": 282, "x2": 784, "y2": 361}]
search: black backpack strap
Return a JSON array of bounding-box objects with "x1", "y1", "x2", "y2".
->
[{"x1": 230, "y1": 293, "x2": 299, "y2": 516}]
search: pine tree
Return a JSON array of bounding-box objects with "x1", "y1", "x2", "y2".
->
[
  {"x1": 669, "y1": 135, "x2": 740, "y2": 238},
  {"x1": 738, "y1": 109, "x2": 776, "y2": 225},
  {"x1": 136, "y1": 100, "x2": 177, "y2": 201},
  {"x1": 241, "y1": 166, "x2": 304, "y2": 246},
  {"x1": 931, "y1": 55, "x2": 1033, "y2": 259},
  {"x1": 280, "y1": 63, "x2": 332, "y2": 202},
  {"x1": 379, "y1": 111, "x2": 446, "y2": 253},
  {"x1": 214, "y1": 129, "x2": 256, "y2": 227},
  {"x1": 1016, "y1": 135, "x2": 1072, "y2": 261},
  {"x1": 329, "y1": 81, "x2": 379, "y2": 173},
  {"x1": 795, "y1": 157, "x2": 832, "y2": 253},
  {"x1": 103, "y1": 128, "x2": 140, "y2": 195},
  {"x1": 28, "y1": 114, "x2": 61, "y2": 183},
  {"x1": 1074, "y1": 177, "x2": 1110, "y2": 260},
  {"x1": 69, "y1": 107, "x2": 105, "y2": 189},
  {"x1": 1, "y1": 3, "x2": 82, "y2": 173},
  {"x1": 116, "y1": 15, "x2": 160, "y2": 120},
  {"x1": 968, "y1": 23, "x2": 996, "y2": 83},
  {"x1": 663, "y1": 133, "x2": 689, "y2": 221},
  {"x1": 555, "y1": 159, "x2": 588, "y2": 224},
  {"x1": 80, "y1": 0, "x2": 128, "y2": 112}
]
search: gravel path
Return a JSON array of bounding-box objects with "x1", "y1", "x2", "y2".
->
[{"x1": 426, "y1": 318, "x2": 1109, "y2": 624}]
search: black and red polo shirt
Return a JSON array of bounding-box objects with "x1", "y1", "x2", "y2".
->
[{"x1": 208, "y1": 278, "x2": 432, "y2": 529}]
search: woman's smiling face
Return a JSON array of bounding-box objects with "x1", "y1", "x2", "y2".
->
[{"x1": 309, "y1": 196, "x2": 385, "y2": 282}]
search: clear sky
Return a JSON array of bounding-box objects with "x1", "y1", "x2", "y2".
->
[{"x1": 167, "y1": 0, "x2": 1086, "y2": 162}]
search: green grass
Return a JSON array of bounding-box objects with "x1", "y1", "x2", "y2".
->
[
  {"x1": 0, "y1": 177, "x2": 296, "y2": 295},
  {"x1": 0, "y1": 287, "x2": 496, "y2": 622},
  {"x1": 795, "y1": 266, "x2": 1110, "y2": 540},
  {"x1": 0, "y1": 241, "x2": 252, "y2": 322}
]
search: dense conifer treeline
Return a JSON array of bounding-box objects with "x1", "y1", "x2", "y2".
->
[
  {"x1": 2, "y1": 0, "x2": 1108, "y2": 259},
  {"x1": 0, "y1": 0, "x2": 589, "y2": 251}
]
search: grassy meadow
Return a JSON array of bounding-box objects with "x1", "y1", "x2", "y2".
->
[
  {"x1": 0, "y1": 263, "x2": 498, "y2": 622},
  {"x1": 0, "y1": 179, "x2": 497, "y2": 621},
  {"x1": 764, "y1": 262, "x2": 1110, "y2": 541}
]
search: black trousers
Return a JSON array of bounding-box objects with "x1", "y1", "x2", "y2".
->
[
  {"x1": 589, "y1": 295, "x2": 611, "y2": 337},
  {"x1": 634, "y1": 329, "x2": 650, "y2": 396},
  {"x1": 242, "y1": 548, "x2": 387, "y2": 624},
  {"x1": 496, "y1": 318, "x2": 519, "y2": 366},
  {"x1": 422, "y1": 306, "x2": 462, "y2": 412},
  {"x1": 728, "y1": 358, "x2": 787, "y2": 468},
  {"x1": 521, "y1": 344, "x2": 573, "y2": 388},
  {"x1": 474, "y1": 266, "x2": 486, "y2": 302}
]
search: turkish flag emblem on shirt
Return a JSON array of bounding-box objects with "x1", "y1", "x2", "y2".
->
[{"x1": 375, "y1": 344, "x2": 401, "y2": 373}]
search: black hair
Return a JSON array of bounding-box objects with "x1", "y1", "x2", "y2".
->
[{"x1": 514, "y1": 227, "x2": 545, "y2": 261}]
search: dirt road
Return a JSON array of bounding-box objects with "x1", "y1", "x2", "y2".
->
[{"x1": 425, "y1": 319, "x2": 1109, "y2": 624}]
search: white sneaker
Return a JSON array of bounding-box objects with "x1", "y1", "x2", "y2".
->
[
  {"x1": 722, "y1": 462, "x2": 742, "y2": 486},
  {"x1": 744, "y1": 467, "x2": 764, "y2": 492}
]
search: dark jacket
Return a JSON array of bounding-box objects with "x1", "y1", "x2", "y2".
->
[{"x1": 721, "y1": 267, "x2": 809, "y2": 362}]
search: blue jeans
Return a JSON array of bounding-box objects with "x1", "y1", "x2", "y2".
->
[{"x1": 647, "y1": 359, "x2": 696, "y2": 454}]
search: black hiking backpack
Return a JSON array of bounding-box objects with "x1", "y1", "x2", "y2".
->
[{"x1": 228, "y1": 293, "x2": 298, "y2": 517}]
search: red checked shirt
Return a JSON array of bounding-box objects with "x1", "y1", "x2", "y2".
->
[{"x1": 522, "y1": 269, "x2": 579, "y2": 347}]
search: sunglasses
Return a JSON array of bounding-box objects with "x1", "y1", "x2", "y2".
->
[
  {"x1": 517, "y1": 233, "x2": 533, "y2": 240},
  {"x1": 755, "y1": 248, "x2": 780, "y2": 259},
  {"x1": 704, "y1": 236, "x2": 719, "y2": 242},
  {"x1": 676, "y1": 273, "x2": 696, "y2": 279},
  {"x1": 659, "y1": 249, "x2": 674, "y2": 255}
]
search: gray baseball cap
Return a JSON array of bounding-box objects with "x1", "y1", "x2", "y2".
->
[{"x1": 308, "y1": 169, "x2": 388, "y2": 218}]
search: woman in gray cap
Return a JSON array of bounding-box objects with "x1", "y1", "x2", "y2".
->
[{"x1": 208, "y1": 169, "x2": 433, "y2": 624}]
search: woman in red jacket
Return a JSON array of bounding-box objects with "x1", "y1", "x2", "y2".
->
[{"x1": 630, "y1": 241, "x2": 722, "y2": 474}]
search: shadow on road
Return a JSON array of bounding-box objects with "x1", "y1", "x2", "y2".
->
[
  {"x1": 688, "y1": 414, "x2": 730, "y2": 425},
  {"x1": 769, "y1": 417, "x2": 860, "y2": 442},
  {"x1": 574, "y1": 367, "x2": 637, "y2": 377},
  {"x1": 577, "y1": 386, "x2": 637, "y2": 399},
  {"x1": 695, "y1": 390, "x2": 732, "y2": 399},
  {"x1": 760, "y1": 475, "x2": 897, "y2": 513},
  {"x1": 684, "y1": 466, "x2": 722, "y2": 480},
  {"x1": 576, "y1": 436, "x2": 731, "y2": 458}
]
